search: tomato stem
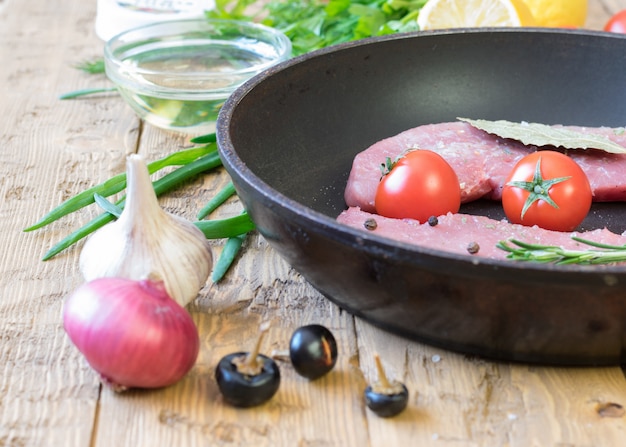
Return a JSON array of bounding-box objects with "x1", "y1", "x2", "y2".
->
[
  {"x1": 506, "y1": 156, "x2": 571, "y2": 219},
  {"x1": 379, "y1": 156, "x2": 396, "y2": 179}
]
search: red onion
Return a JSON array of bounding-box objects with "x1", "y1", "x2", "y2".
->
[{"x1": 63, "y1": 277, "x2": 200, "y2": 391}]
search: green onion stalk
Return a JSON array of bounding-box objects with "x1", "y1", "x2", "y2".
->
[{"x1": 25, "y1": 135, "x2": 254, "y2": 282}]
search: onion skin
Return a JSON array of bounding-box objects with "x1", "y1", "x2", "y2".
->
[{"x1": 63, "y1": 277, "x2": 200, "y2": 390}]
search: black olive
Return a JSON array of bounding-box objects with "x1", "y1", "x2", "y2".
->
[
  {"x1": 364, "y1": 354, "x2": 409, "y2": 418},
  {"x1": 215, "y1": 352, "x2": 280, "y2": 408},
  {"x1": 289, "y1": 324, "x2": 338, "y2": 380},
  {"x1": 364, "y1": 383, "x2": 409, "y2": 418},
  {"x1": 215, "y1": 322, "x2": 280, "y2": 407}
]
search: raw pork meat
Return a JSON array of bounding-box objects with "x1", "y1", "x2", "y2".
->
[
  {"x1": 337, "y1": 207, "x2": 626, "y2": 261},
  {"x1": 345, "y1": 121, "x2": 626, "y2": 213}
]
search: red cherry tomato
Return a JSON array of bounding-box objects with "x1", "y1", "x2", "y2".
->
[
  {"x1": 502, "y1": 151, "x2": 592, "y2": 232},
  {"x1": 375, "y1": 149, "x2": 461, "y2": 222},
  {"x1": 604, "y1": 10, "x2": 626, "y2": 33}
]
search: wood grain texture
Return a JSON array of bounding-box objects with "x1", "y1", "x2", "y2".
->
[{"x1": 1, "y1": 1, "x2": 626, "y2": 446}]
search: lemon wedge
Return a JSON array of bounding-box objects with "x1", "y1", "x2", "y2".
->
[{"x1": 417, "y1": 0, "x2": 536, "y2": 30}]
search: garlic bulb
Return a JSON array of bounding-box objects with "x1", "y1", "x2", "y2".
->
[{"x1": 79, "y1": 154, "x2": 212, "y2": 307}]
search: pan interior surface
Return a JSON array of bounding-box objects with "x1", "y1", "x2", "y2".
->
[
  {"x1": 218, "y1": 29, "x2": 626, "y2": 365},
  {"x1": 226, "y1": 29, "x2": 626, "y2": 220}
]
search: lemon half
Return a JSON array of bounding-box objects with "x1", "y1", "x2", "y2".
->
[{"x1": 417, "y1": 0, "x2": 536, "y2": 30}]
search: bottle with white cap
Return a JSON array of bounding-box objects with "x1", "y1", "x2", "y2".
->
[{"x1": 95, "y1": 0, "x2": 216, "y2": 41}]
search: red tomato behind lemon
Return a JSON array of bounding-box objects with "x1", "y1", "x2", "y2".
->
[
  {"x1": 375, "y1": 150, "x2": 461, "y2": 222},
  {"x1": 502, "y1": 151, "x2": 591, "y2": 232},
  {"x1": 604, "y1": 10, "x2": 626, "y2": 33}
]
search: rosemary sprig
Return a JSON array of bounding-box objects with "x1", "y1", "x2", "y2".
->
[
  {"x1": 75, "y1": 59, "x2": 106, "y2": 74},
  {"x1": 60, "y1": 59, "x2": 111, "y2": 99},
  {"x1": 496, "y1": 237, "x2": 626, "y2": 265}
]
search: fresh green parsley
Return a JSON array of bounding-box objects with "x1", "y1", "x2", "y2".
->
[{"x1": 207, "y1": 0, "x2": 427, "y2": 56}]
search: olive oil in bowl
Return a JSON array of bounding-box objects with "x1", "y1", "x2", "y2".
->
[{"x1": 105, "y1": 19, "x2": 291, "y2": 134}]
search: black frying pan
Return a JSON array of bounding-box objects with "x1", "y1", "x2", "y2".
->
[{"x1": 217, "y1": 28, "x2": 626, "y2": 366}]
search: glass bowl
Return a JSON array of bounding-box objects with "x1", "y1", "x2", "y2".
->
[{"x1": 104, "y1": 19, "x2": 292, "y2": 135}]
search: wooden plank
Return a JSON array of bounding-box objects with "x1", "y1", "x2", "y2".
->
[
  {"x1": 1, "y1": 1, "x2": 626, "y2": 447},
  {"x1": 89, "y1": 124, "x2": 369, "y2": 446},
  {"x1": 93, "y1": 303, "x2": 369, "y2": 446},
  {"x1": 0, "y1": 1, "x2": 138, "y2": 445},
  {"x1": 357, "y1": 320, "x2": 626, "y2": 446}
]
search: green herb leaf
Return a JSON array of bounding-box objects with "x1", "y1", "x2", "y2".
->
[
  {"x1": 459, "y1": 117, "x2": 626, "y2": 154},
  {"x1": 206, "y1": 0, "x2": 426, "y2": 56}
]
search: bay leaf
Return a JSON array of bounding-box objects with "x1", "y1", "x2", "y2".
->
[{"x1": 459, "y1": 117, "x2": 626, "y2": 155}]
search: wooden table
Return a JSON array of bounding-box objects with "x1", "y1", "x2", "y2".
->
[{"x1": 2, "y1": 1, "x2": 626, "y2": 446}]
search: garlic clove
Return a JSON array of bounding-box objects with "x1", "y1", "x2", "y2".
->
[{"x1": 79, "y1": 154, "x2": 213, "y2": 307}]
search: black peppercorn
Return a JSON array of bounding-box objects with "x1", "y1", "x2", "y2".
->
[
  {"x1": 364, "y1": 218, "x2": 378, "y2": 231},
  {"x1": 467, "y1": 241, "x2": 480, "y2": 254}
]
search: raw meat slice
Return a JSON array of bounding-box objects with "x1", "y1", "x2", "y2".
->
[
  {"x1": 345, "y1": 121, "x2": 626, "y2": 213},
  {"x1": 337, "y1": 207, "x2": 626, "y2": 261}
]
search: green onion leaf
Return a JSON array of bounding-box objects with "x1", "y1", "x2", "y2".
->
[
  {"x1": 197, "y1": 181, "x2": 237, "y2": 219},
  {"x1": 41, "y1": 151, "x2": 223, "y2": 260},
  {"x1": 25, "y1": 144, "x2": 217, "y2": 232},
  {"x1": 189, "y1": 133, "x2": 217, "y2": 144},
  {"x1": 212, "y1": 233, "x2": 248, "y2": 282},
  {"x1": 94, "y1": 193, "x2": 123, "y2": 218},
  {"x1": 59, "y1": 87, "x2": 117, "y2": 100},
  {"x1": 194, "y1": 212, "x2": 255, "y2": 239}
]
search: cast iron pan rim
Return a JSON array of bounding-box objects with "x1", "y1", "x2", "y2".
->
[
  {"x1": 217, "y1": 27, "x2": 626, "y2": 282},
  {"x1": 276, "y1": 26, "x2": 622, "y2": 63},
  {"x1": 289, "y1": 26, "x2": 620, "y2": 60}
]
